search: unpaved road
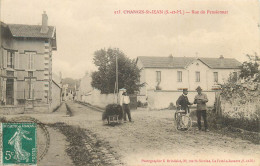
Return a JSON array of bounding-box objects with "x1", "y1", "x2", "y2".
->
[{"x1": 3, "y1": 101, "x2": 259, "y2": 166}]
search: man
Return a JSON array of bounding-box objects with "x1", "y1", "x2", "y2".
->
[
  {"x1": 176, "y1": 89, "x2": 193, "y2": 114},
  {"x1": 194, "y1": 86, "x2": 209, "y2": 132},
  {"x1": 120, "y1": 91, "x2": 132, "y2": 122}
]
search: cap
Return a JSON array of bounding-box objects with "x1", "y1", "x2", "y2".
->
[{"x1": 196, "y1": 86, "x2": 202, "y2": 91}]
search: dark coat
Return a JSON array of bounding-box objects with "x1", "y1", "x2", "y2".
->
[{"x1": 176, "y1": 94, "x2": 192, "y2": 112}]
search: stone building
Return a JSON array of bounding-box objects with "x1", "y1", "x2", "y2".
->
[{"x1": 0, "y1": 12, "x2": 58, "y2": 112}]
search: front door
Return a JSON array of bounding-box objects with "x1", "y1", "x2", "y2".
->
[{"x1": 6, "y1": 79, "x2": 14, "y2": 105}]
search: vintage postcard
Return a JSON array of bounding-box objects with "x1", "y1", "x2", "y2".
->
[{"x1": 0, "y1": 0, "x2": 259, "y2": 166}]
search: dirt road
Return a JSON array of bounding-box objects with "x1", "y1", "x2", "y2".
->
[
  {"x1": 3, "y1": 101, "x2": 259, "y2": 166},
  {"x1": 64, "y1": 102, "x2": 259, "y2": 166}
]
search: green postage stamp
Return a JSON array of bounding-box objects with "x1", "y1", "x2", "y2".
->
[{"x1": 0, "y1": 123, "x2": 37, "y2": 165}]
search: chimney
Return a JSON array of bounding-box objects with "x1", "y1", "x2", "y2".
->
[
  {"x1": 41, "y1": 11, "x2": 49, "y2": 33},
  {"x1": 219, "y1": 55, "x2": 224, "y2": 67}
]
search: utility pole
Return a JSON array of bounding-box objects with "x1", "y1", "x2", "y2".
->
[{"x1": 116, "y1": 54, "x2": 119, "y2": 104}]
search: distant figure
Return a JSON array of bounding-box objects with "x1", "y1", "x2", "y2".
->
[
  {"x1": 176, "y1": 89, "x2": 193, "y2": 113},
  {"x1": 120, "y1": 91, "x2": 132, "y2": 122},
  {"x1": 194, "y1": 86, "x2": 209, "y2": 132}
]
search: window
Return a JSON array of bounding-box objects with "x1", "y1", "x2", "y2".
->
[
  {"x1": 27, "y1": 52, "x2": 35, "y2": 69},
  {"x1": 28, "y1": 71, "x2": 33, "y2": 77},
  {"x1": 156, "y1": 71, "x2": 161, "y2": 83},
  {"x1": 214, "y1": 72, "x2": 218, "y2": 82},
  {"x1": 7, "y1": 51, "x2": 14, "y2": 68},
  {"x1": 177, "y1": 71, "x2": 182, "y2": 82},
  {"x1": 196, "y1": 71, "x2": 200, "y2": 82},
  {"x1": 27, "y1": 79, "x2": 34, "y2": 99}
]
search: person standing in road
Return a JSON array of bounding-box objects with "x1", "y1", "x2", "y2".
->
[
  {"x1": 176, "y1": 89, "x2": 193, "y2": 114},
  {"x1": 194, "y1": 86, "x2": 209, "y2": 132},
  {"x1": 120, "y1": 91, "x2": 132, "y2": 122}
]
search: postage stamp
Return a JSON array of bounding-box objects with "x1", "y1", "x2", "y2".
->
[{"x1": 0, "y1": 123, "x2": 37, "y2": 165}]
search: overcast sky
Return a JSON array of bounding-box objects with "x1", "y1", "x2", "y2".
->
[{"x1": 1, "y1": 0, "x2": 260, "y2": 79}]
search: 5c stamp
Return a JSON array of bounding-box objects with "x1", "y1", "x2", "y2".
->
[{"x1": 0, "y1": 123, "x2": 37, "y2": 165}]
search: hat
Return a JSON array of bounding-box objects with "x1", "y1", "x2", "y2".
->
[
  {"x1": 196, "y1": 86, "x2": 202, "y2": 91},
  {"x1": 183, "y1": 88, "x2": 188, "y2": 92}
]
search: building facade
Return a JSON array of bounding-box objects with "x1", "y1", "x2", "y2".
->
[
  {"x1": 76, "y1": 72, "x2": 93, "y2": 101},
  {"x1": 136, "y1": 55, "x2": 241, "y2": 109},
  {"x1": 0, "y1": 12, "x2": 58, "y2": 111}
]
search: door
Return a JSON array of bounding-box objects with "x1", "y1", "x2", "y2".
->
[{"x1": 6, "y1": 79, "x2": 14, "y2": 105}]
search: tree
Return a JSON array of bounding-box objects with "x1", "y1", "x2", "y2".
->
[
  {"x1": 91, "y1": 48, "x2": 143, "y2": 94},
  {"x1": 239, "y1": 54, "x2": 260, "y2": 82}
]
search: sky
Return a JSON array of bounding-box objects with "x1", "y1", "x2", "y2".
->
[{"x1": 1, "y1": 0, "x2": 260, "y2": 79}]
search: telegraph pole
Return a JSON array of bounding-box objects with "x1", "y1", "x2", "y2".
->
[{"x1": 116, "y1": 54, "x2": 119, "y2": 104}]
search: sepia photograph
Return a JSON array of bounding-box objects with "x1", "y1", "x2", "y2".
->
[{"x1": 0, "y1": 0, "x2": 259, "y2": 165}]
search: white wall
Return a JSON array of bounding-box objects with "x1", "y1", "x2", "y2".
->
[
  {"x1": 77, "y1": 73, "x2": 93, "y2": 101},
  {"x1": 81, "y1": 89, "x2": 117, "y2": 108},
  {"x1": 147, "y1": 89, "x2": 216, "y2": 110}
]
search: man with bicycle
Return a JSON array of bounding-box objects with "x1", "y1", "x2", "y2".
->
[{"x1": 176, "y1": 89, "x2": 193, "y2": 114}]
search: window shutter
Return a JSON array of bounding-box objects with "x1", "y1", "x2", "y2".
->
[
  {"x1": 14, "y1": 52, "x2": 19, "y2": 69},
  {"x1": 27, "y1": 53, "x2": 30, "y2": 70},
  {"x1": 3, "y1": 49, "x2": 7, "y2": 68},
  {"x1": 32, "y1": 53, "x2": 35, "y2": 69},
  {"x1": 0, "y1": 50, "x2": 2, "y2": 68}
]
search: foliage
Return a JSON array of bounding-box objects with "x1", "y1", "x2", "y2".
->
[
  {"x1": 239, "y1": 54, "x2": 260, "y2": 82},
  {"x1": 91, "y1": 48, "x2": 144, "y2": 94},
  {"x1": 168, "y1": 102, "x2": 176, "y2": 110},
  {"x1": 217, "y1": 54, "x2": 260, "y2": 135}
]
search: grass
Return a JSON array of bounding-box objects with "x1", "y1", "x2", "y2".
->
[{"x1": 190, "y1": 109, "x2": 260, "y2": 144}]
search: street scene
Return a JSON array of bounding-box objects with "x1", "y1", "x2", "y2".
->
[
  {"x1": 0, "y1": 0, "x2": 260, "y2": 166},
  {"x1": 3, "y1": 101, "x2": 259, "y2": 166}
]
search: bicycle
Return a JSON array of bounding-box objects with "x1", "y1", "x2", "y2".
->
[{"x1": 174, "y1": 109, "x2": 192, "y2": 131}]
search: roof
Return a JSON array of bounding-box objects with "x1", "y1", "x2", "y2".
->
[
  {"x1": 137, "y1": 56, "x2": 241, "y2": 69},
  {"x1": 8, "y1": 24, "x2": 55, "y2": 38}
]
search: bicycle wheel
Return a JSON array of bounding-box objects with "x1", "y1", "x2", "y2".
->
[
  {"x1": 175, "y1": 115, "x2": 182, "y2": 131},
  {"x1": 174, "y1": 112, "x2": 178, "y2": 121},
  {"x1": 181, "y1": 115, "x2": 192, "y2": 130}
]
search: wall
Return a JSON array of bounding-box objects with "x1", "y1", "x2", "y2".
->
[
  {"x1": 77, "y1": 73, "x2": 93, "y2": 101},
  {"x1": 51, "y1": 80, "x2": 62, "y2": 110},
  {"x1": 14, "y1": 39, "x2": 45, "y2": 54},
  {"x1": 80, "y1": 89, "x2": 116, "y2": 108},
  {"x1": 220, "y1": 82, "x2": 260, "y2": 120},
  {"x1": 147, "y1": 89, "x2": 216, "y2": 110}
]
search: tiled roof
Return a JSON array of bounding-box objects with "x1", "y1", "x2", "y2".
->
[
  {"x1": 137, "y1": 56, "x2": 241, "y2": 69},
  {"x1": 8, "y1": 24, "x2": 55, "y2": 38},
  {"x1": 199, "y1": 58, "x2": 241, "y2": 69}
]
